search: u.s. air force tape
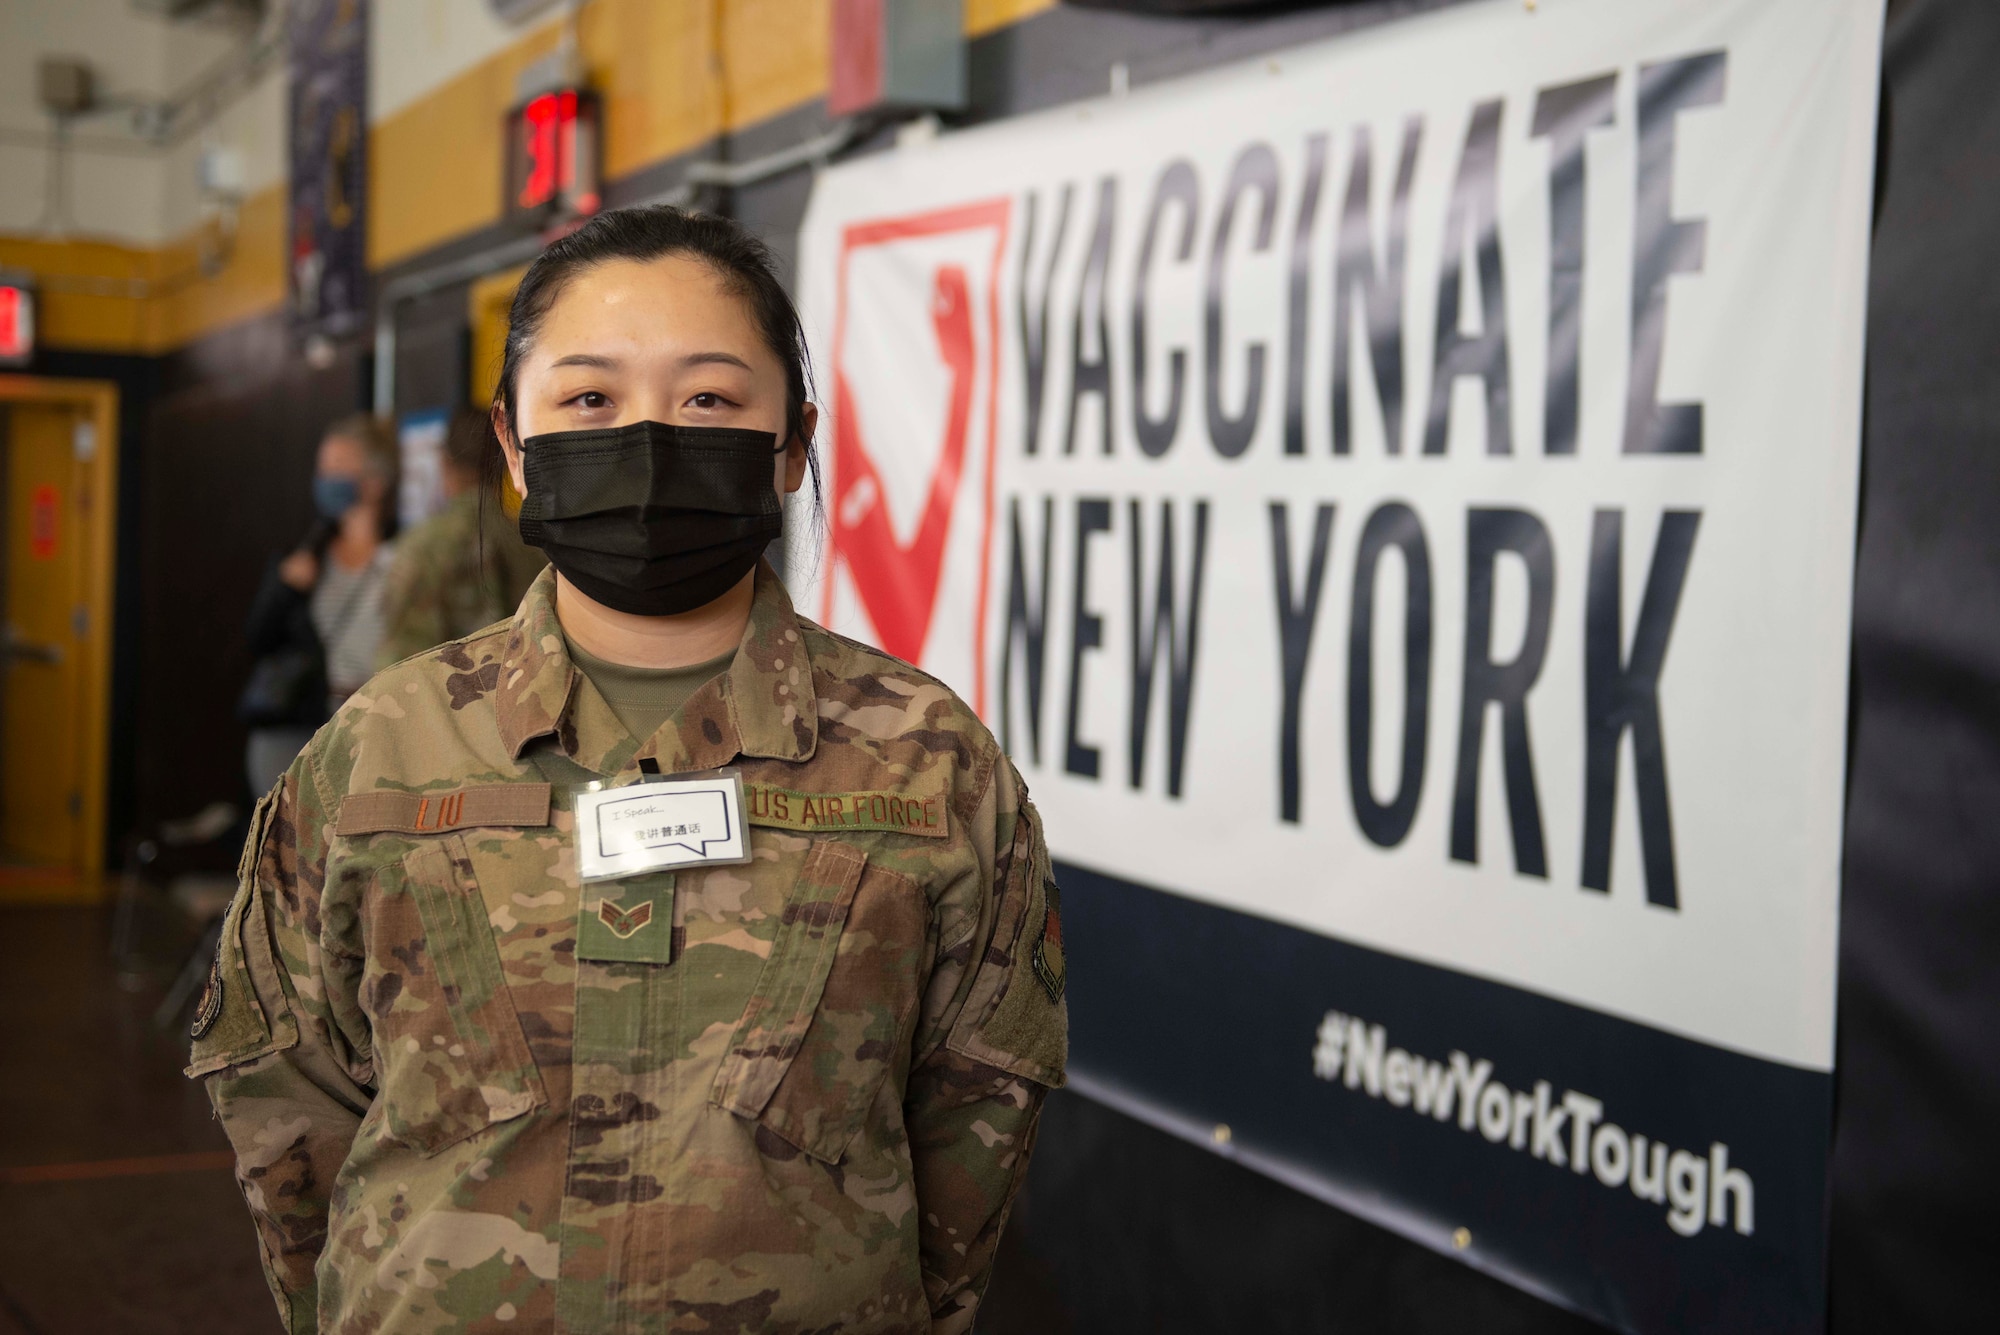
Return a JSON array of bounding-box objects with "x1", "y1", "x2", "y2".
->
[
  {"x1": 335, "y1": 783, "x2": 552, "y2": 836},
  {"x1": 742, "y1": 783, "x2": 948, "y2": 839}
]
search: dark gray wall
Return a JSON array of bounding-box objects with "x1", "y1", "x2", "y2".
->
[
  {"x1": 135, "y1": 321, "x2": 368, "y2": 844},
  {"x1": 1827, "y1": 1, "x2": 1999, "y2": 1330}
]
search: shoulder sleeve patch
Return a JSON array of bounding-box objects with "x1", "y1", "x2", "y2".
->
[
  {"x1": 946, "y1": 795, "x2": 1067, "y2": 1087},
  {"x1": 1031, "y1": 874, "x2": 1065, "y2": 1003},
  {"x1": 336, "y1": 783, "x2": 551, "y2": 836},
  {"x1": 190, "y1": 952, "x2": 224, "y2": 1039}
]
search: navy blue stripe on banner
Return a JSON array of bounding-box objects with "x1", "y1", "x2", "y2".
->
[{"x1": 1054, "y1": 858, "x2": 1831, "y2": 1335}]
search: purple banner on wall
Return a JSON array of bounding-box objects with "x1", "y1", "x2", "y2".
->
[{"x1": 288, "y1": 0, "x2": 368, "y2": 340}]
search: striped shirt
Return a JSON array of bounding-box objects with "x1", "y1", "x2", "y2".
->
[{"x1": 312, "y1": 546, "x2": 393, "y2": 698}]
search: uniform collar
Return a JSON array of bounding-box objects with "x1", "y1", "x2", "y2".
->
[{"x1": 495, "y1": 560, "x2": 818, "y2": 773}]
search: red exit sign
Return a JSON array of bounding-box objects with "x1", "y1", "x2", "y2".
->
[
  {"x1": 505, "y1": 88, "x2": 601, "y2": 224},
  {"x1": 0, "y1": 282, "x2": 34, "y2": 366}
]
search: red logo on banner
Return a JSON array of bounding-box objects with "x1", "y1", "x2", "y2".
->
[
  {"x1": 827, "y1": 199, "x2": 1011, "y2": 714},
  {"x1": 29, "y1": 485, "x2": 58, "y2": 561}
]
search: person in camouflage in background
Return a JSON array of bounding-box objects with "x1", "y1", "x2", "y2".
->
[
  {"x1": 376, "y1": 409, "x2": 546, "y2": 668},
  {"x1": 188, "y1": 208, "x2": 1066, "y2": 1334}
]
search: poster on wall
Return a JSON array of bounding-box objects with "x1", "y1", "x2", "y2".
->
[
  {"x1": 396, "y1": 409, "x2": 450, "y2": 530},
  {"x1": 795, "y1": 0, "x2": 1883, "y2": 1330},
  {"x1": 288, "y1": 0, "x2": 368, "y2": 340}
]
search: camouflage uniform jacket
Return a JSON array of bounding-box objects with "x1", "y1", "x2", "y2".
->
[
  {"x1": 377, "y1": 489, "x2": 548, "y2": 669},
  {"x1": 188, "y1": 561, "x2": 1067, "y2": 1334}
]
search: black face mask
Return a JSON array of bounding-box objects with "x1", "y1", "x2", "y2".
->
[{"x1": 517, "y1": 420, "x2": 784, "y2": 617}]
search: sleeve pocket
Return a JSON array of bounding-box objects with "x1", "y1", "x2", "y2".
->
[
  {"x1": 186, "y1": 790, "x2": 299, "y2": 1078},
  {"x1": 946, "y1": 796, "x2": 1068, "y2": 1089}
]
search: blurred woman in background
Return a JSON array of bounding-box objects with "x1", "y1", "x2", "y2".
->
[{"x1": 239, "y1": 414, "x2": 398, "y2": 795}]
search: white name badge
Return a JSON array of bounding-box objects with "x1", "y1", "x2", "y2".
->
[{"x1": 574, "y1": 773, "x2": 752, "y2": 882}]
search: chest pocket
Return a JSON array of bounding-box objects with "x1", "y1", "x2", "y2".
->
[
  {"x1": 365, "y1": 836, "x2": 549, "y2": 1156},
  {"x1": 710, "y1": 840, "x2": 928, "y2": 1164}
]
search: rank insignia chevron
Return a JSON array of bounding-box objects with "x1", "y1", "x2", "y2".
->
[{"x1": 598, "y1": 898, "x2": 654, "y2": 940}]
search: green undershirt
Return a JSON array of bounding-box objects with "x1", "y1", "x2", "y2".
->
[{"x1": 564, "y1": 638, "x2": 735, "y2": 745}]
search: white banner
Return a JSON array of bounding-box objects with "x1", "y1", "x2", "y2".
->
[
  {"x1": 799, "y1": 3, "x2": 1882, "y2": 1323},
  {"x1": 797, "y1": 0, "x2": 1877, "y2": 1078},
  {"x1": 792, "y1": 5, "x2": 1872, "y2": 1327}
]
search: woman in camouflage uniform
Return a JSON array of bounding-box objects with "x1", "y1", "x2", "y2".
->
[{"x1": 190, "y1": 208, "x2": 1067, "y2": 1335}]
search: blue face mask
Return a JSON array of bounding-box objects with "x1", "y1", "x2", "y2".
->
[{"x1": 313, "y1": 475, "x2": 362, "y2": 521}]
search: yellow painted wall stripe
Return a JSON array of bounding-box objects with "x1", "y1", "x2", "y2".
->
[
  {"x1": 968, "y1": 0, "x2": 1057, "y2": 36},
  {"x1": 0, "y1": 183, "x2": 284, "y2": 355},
  {"x1": 2, "y1": 0, "x2": 1060, "y2": 354},
  {"x1": 371, "y1": 0, "x2": 835, "y2": 269},
  {"x1": 151, "y1": 186, "x2": 288, "y2": 352},
  {"x1": 368, "y1": 21, "x2": 565, "y2": 271},
  {"x1": 0, "y1": 235, "x2": 153, "y2": 353}
]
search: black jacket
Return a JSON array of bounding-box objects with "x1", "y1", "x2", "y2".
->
[{"x1": 238, "y1": 559, "x2": 330, "y2": 729}]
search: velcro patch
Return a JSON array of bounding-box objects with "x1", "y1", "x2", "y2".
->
[
  {"x1": 743, "y1": 782, "x2": 948, "y2": 839},
  {"x1": 336, "y1": 783, "x2": 552, "y2": 836},
  {"x1": 576, "y1": 877, "x2": 676, "y2": 965}
]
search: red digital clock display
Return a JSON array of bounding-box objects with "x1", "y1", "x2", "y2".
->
[
  {"x1": 0, "y1": 283, "x2": 34, "y2": 365},
  {"x1": 506, "y1": 88, "x2": 601, "y2": 223}
]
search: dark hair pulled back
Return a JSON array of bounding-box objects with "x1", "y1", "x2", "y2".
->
[{"x1": 493, "y1": 205, "x2": 822, "y2": 520}]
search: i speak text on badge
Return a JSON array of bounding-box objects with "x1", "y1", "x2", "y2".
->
[{"x1": 575, "y1": 773, "x2": 752, "y2": 882}]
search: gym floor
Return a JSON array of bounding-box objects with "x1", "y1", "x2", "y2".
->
[
  {"x1": 0, "y1": 906, "x2": 1593, "y2": 1335},
  {"x1": 0, "y1": 905, "x2": 271, "y2": 1335}
]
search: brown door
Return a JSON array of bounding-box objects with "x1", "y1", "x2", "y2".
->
[{"x1": 0, "y1": 378, "x2": 117, "y2": 893}]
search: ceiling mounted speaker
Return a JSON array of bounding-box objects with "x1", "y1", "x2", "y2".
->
[{"x1": 37, "y1": 58, "x2": 96, "y2": 116}]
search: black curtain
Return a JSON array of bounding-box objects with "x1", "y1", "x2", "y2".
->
[{"x1": 1828, "y1": 0, "x2": 2000, "y2": 1329}]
